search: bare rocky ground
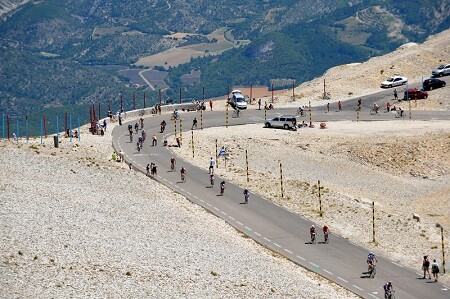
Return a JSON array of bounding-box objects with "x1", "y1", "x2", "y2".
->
[{"x1": 1, "y1": 29, "x2": 449, "y2": 298}]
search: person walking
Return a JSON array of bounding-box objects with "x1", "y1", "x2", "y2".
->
[
  {"x1": 152, "y1": 134, "x2": 157, "y2": 146},
  {"x1": 258, "y1": 98, "x2": 261, "y2": 110},
  {"x1": 394, "y1": 89, "x2": 398, "y2": 101},
  {"x1": 431, "y1": 259, "x2": 440, "y2": 282},
  {"x1": 209, "y1": 100, "x2": 213, "y2": 111},
  {"x1": 209, "y1": 157, "x2": 215, "y2": 174},
  {"x1": 146, "y1": 164, "x2": 150, "y2": 176},
  {"x1": 338, "y1": 100, "x2": 342, "y2": 111},
  {"x1": 422, "y1": 256, "x2": 431, "y2": 279}
]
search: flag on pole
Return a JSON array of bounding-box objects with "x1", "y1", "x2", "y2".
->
[{"x1": 218, "y1": 146, "x2": 226, "y2": 158}]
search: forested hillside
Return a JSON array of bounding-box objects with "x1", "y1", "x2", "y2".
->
[{"x1": 0, "y1": 0, "x2": 448, "y2": 119}]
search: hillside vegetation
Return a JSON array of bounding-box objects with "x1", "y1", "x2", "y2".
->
[{"x1": 0, "y1": 0, "x2": 448, "y2": 117}]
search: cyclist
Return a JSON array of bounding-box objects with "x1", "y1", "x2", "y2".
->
[
  {"x1": 160, "y1": 120, "x2": 166, "y2": 133},
  {"x1": 170, "y1": 157, "x2": 176, "y2": 171},
  {"x1": 310, "y1": 225, "x2": 316, "y2": 243},
  {"x1": 134, "y1": 122, "x2": 139, "y2": 133},
  {"x1": 209, "y1": 173, "x2": 214, "y2": 187},
  {"x1": 180, "y1": 166, "x2": 186, "y2": 182},
  {"x1": 243, "y1": 188, "x2": 249, "y2": 204},
  {"x1": 383, "y1": 281, "x2": 394, "y2": 298},
  {"x1": 398, "y1": 107, "x2": 404, "y2": 117},
  {"x1": 139, "y1": 117, "x2": 144, "y2": 129},
  {"x1": 367, "y1": 252, "x2": 378, "y2": 271},
  {"x1": 373, "y1": 103, "x2": 379, "y2": 113},
  {"x1": 192, "y1": 118, "x2": 198, "y2": 130},
  {"x1": 323, "y1": 224, "x2": 330, "y2": 243},
  {"x1": 220, "y1": 181, "x2": 225, "y2": 195}
]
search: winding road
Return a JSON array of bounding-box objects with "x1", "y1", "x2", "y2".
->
[{"x1": 112, "y1": 81, "x2": 449, "y2": 299}]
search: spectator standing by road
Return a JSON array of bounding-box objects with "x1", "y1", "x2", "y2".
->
[
  {"x1": 209, "y1": 100, "x2": 213, "y2": 111},
  {"x1": 338, "y1": 101, "x2": 342, "y2": 111},
  {"x1": 394, "y1": 89, "x2": 398, "y2": 101},
  {"x1": 152, "y1": 134, "x2": 157, "y2": 146},
  {"x1": 422, "y1": 256, "x2": 431, "y2": 279},
  {"x1": 209, "y1": 157, "x2": 215, "y2": 174},
  {"x1": 258, "y1": 98, "x2": 261, "y2": 110},
  {"x1": 431, "y1": 259, "x2": 440, "y2": 282}
]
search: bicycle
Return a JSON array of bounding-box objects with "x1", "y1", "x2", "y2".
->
[
  {"x1": 370, "y1": 107, "x2": 380, "y2": 115},
  {"x1": 296, "y1": 107, "x2": 305, "y2": 116},
  {"x1": 210, "y1": 174, "x2": 214, "y2": 187},
  {"x1": 129, "y1": 133, "x2": 133, "y2": 142},
  {"x1": 311, "y1": 233, "x2": 316, "y2": 244},
  {"x1": 171, "y1": 113, "x2": 180, "y2": 121},
  {"x1": 395, "y1": 110, "x2": 405, "y2": 118},
  {"x1": 170, "y1": 160, "x2": 176, "y2": 172},
  {"x1": 324, "y1": 232, "x2": 329, "y2": 244},
  {"x1": 232, "y1": 109, "x2": 242, "y2": 118},
  {"x1": 386, "y1": 290, "x2": 395, "y2": 299},
  {"x1": 368, "y1": 264, "x2": 376, "y2": 278}
]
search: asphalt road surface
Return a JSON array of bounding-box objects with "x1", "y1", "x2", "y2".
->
[{"x1": 112, "y1": 81, "x2": 449, "y2": 299}]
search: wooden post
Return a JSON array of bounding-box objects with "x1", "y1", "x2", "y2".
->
[
  {"x1": 309, "y1": 101, "x2": 312, "y2": 126},
  {"x1": 271, "y1": 82, "x2": 274, "y2": 103},
  {"x1": 120, "y1": 94, "x2": 123, "y2": 112},
  {"x1": 191, "y1": 131, "x2": 194, "y2": 157},
  {"x1": 200, "y1": 109, "x2": 203, "y2": 130},
  {"x1": 279, "y1": 161, "x2": 284, "y2": 198},
  {"x1": 7, "y1": 114, "x2": 10, "y2": 140},
  {"x1": 179, "y1": 87, "x2": 182, "y2": 104},
  {"x1": 250, "y1": 84, "x2": 252, "y2": 105},
  {"x1": 245, "y1": 149, "x2": 249, "y2": 182},
  {"x1": 215, "y1": 139, "x2": 218, "y2": 168},
  {"x1": 292, "y1": 80, "x2": 295, "y2": 99},
  {"x1": 43, "y1": 114, "x2": 47, "y2": 138},
  {"x1": 180, "y1": 118, "x2": 182, "y2": 141},
  {"x1": 318, "y1": 180, "x2": 322, "y2": 217},
  {"x1": 372, "y1": 201, "x2": 375, "y2": 243},
  {"x1": 159, "y1": 89, "x2": 162, "y2": 105}
]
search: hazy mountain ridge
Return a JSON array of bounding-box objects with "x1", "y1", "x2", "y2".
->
[{"x1": 0, "y1": 0, "x2": 448, "y2": 117}]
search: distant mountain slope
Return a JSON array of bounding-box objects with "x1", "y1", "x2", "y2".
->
[
  {"x1": 0, "y1": 0, "x2": 448, "y2": 117},
  {"x1": 0, "y1": 0, "x2": 30, "y2": 20}
]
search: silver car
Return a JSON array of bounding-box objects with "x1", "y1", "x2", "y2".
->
[
  {"x1": 264, "y1": 115, "x2": 298, "y2": 130},
  {"x1": 432, "y1": 63, "x2": 450, "y2": 77}
]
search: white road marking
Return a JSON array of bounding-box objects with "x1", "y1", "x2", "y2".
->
[
  {"x1": 296, "y1": 255, "x2": 305, "y2": 261},
  {"x1": 206, "y1": 203, "x2": 212, "y2": 207},
  {"x1": 309, "y1": 262, "x2": 319, "y2": 268},
  {"x1": 337, "y1": 277, "x2": 348, "y2": 283},
  {"x1": 199, "y1": 199, "x2": 205, "y2": 203},
  {"x1": 273, "y1": 243, "x2": 281, "y2": 248},
  {"x1": 228, "y1": 216, "x2": 235, "y2": 221},
  {"x1": 245, "y1": 226, "x2": 252, "y2": 231},
  {"x1": 193, "y1": 195, "x2": 198, "y2": 199},
  {"x1": 186, "y1": 192, "x2": 192, "y2": 195},
  {"x1": 221, "y1": 212, "x2": 227, "y2": 216},
  {"x1": 391, "y1": 261, "x2": 403, "y2": 267},
  {"x1": 323, "y1": 269, "x2": 333, "y2": 275},
  {"x1": 352, "y1": 285, "x2": 363, "y2": 291},
  {"x1": 254, "y1": 232, "x2": 261, "y2": 237},
  {"x1": 180, "y1": 188, "x2": 185, "y2": 192},
  {"x1": 236, "y1": 221, "x2": 243, "y2": 226},
  {"x1": 264, "y1": 237, "x2": 271, "y2": 242},
  {"x1": 213, "y1": 207, "x2": 219, "y2": 211},
  {"x1": 284, "y1": 249, "x2": 293, "y2": 254}
]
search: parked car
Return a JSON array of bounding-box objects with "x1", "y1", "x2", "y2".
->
[
  {"x1": 422, "y1": 78, "x2": 446, "y2": 90},
  {"x1": 264, "y1": 115, "x2": 298, "y2": 130},
  {"x1": 380, "y1": 76, "x2": 408, "y2": 88},
  {"x1": 432, "y1": 63, "x2": 450, "y2": 77},
  {"x1": 229, "y1": 90, "x2": 247, "y2": 109},
  {"x1": 403, "y1": 88, "x2": 428, "y2": 100}
]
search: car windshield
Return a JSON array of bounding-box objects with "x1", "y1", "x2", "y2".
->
[
  {"x1": 236, "y1": 98, "x2": 245, "y2": 103},
  {"x1": 386, "y1": 78, "x2": 395, "y2": 82},
  {"x1": 437, "y1": 65, "x2": 446, "y2": 69}
]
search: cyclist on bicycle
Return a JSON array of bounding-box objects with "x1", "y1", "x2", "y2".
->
[
  {"x1": 323, "y1": 225, "x2": 330, "y2": 242},
  {"x1": 373, "y1": 103, "x2": 379, "y2": 113},
  {"x1": 160, "y1": 120, "x2": 166, "y2": 133},
  {"x1": 180, "y1": 166, "x2": 186, "y2": 182},
  {"x1": 367, "y1": 252, "x2": 378, "y2": 271},
  {"x1": 170, "y1": 157, "x2": 176, "y2": 171},
  {"x1": 209, "y1": 173, "x2": 214, "y2": 187},
  {"x1": 220, "y1": 181, "x2": 225, "y2": 195},
  {"x1": 310, "y1": 225, "x2": 316, "y2": 242},
  {"x1": 243, "y1": 188, "x2": 249, "y2": 204},
  {"x1": 383, "y1": 281, "x2": 394, "y2": 298}
]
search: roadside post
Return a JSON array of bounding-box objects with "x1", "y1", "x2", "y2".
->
[
  {"x1": 2, "y1": 114, "x2": 5, "y2": 140},
  {"x1": 437, "y1": 223, "x2": 446, "y2": 273},
  {"x1": 215, "y1": 139, "x2": 218, "y2": 169},
  {"x1": 200, "y1": 109, "x2": 203, "y2": 130},
  {"x1": 408, "y1": 99, "x2": 412, "y2": 120},
  {"x1": 180, "y1": 118, "x2": 183, "y2": 142},
  {"x1": 174, "y1": 118, "x2": 177, "y2": 137},
  {"x1": 16, "y1": 118, "x2": 19, "y2": 142},
  {"x1": 309, "y1": 101, "x2": 312, "y2": 126},
  {"x1": 191, "y1": 131, "x2": 194, "y2": 158},
  {"x1": 40, "y1": 117, "x2": 43, "y2": 144},
  {"x1": 43, "y1": 114, "x2": 47, "y2": 138},
  {"x1": 264, "y1": 108, "x2": 267, "y2": 121},
  {"x1": 292, "y1": 80, "x2": 295, "y2": 99},
  {"x1": 25, "y1": 115, "x2": 28, "y2": 144},
  {"x1": 372, "y1": 201, "x2": 376, "y2": 243},
  {"x1": 279, "y1": 161, "x2": 284, "y2": 198},
  {"x1": 7, "y1": 114, "x2": 10, "y2": 140},
  {"x1": 77, "y1": 117, "x2": 81, "y2": 142},
  {"x1": 69, "y1": 115, "x2": 72, "y2": 144},
  {"x1": 245, "y1": 149, "x2": 249, "y2": 182},
  {"x1": 318, "y1": 180, "x2": 323, "y2": 217},
  {"x1": 226, "y1": 103, "x2": 229, "y2": 128}
]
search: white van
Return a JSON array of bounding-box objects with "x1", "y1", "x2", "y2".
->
[{"x1": 230, "y1": 90, "x2": 247, "y2": 109}]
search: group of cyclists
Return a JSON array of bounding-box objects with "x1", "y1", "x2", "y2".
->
[{"x1": 309, "y1": 224, "x2": 330, "y2": 244}]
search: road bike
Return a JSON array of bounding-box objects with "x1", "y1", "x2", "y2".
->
[
  {"x1": 324, "y1": 232, "x2": 329, "y2": 244},
  {"x1": 368, "y1": 264, "x2": 376, "y2": 278},
  {"x1": 386, "y1": 290, "x2": 395, "y2": 299},
  {"x1": 311, "y1": 233, "x2": 316, "y2": 244},
  {"x1": 370, "y1": 107, "x2": 381, "y2": 115},
  {"x1": 171, "y1": 113, "x2": 180, "y2": 120},
  {"x1": 232, "y1": 109, "x2": 242, "y2": 118},
  {"x1": 181, "y1": 172, "x2": 186, "y2": 183},
  {"x1": 395, "y1": 110, "x2": 405, "y2": 118}
]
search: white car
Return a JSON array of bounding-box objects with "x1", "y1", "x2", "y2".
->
[
  {"x1": 230, "y1": 90, "x2": 247, "y2": 109},
  {"x1": 380, "y1": 76, "x2": 408, "y2": 88}
]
